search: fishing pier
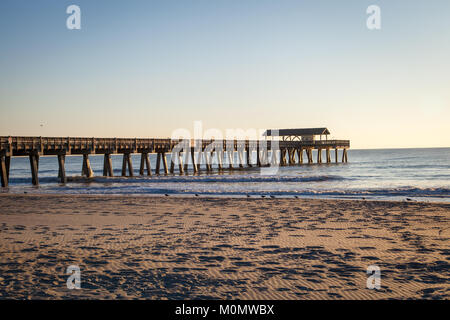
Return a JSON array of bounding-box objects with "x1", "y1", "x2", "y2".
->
[{"x1": 0, "y1": 128, "x2": 349, "y2": 187}]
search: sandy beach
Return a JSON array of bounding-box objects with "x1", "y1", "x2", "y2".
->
[{"x1": 0, "y1": 194, "x2": 448, "y2": 300}]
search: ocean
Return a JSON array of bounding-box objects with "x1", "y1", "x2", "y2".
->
[{"x1": 2, "y1": 148, "x2": 449, "y2": 202}]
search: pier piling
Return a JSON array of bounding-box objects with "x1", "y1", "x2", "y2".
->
[
  {"x1": 183, "y1": 152, "x2": 189, "y2": 173},
  {"x1": 155, "y1": 153, "x2": 161, "y2": 175},
  {"x1": 191, "y1": 150, "x2": 198, "y2": 173},
  {"x1": 57, "y1": 154, "x2": 66, "y2": 183},
  {"x1": 196, "y1": 151, "x2": 202, "y2": 172},
  {"x1": 121, "y1": 153, "x2": 133, "y2": 177},
  {"x1": 297, "y1": 148, "x2": 303, "y2": 164},
  {"x1": 162, "y1": 152, "x2": 168, "y2": 174},
  {"x1": 169, "y1": 155, "x2": 175, "y2": 174},
  {"x1": 178, "y1": 153, "x2": 184, "y2": 174},
  {"x1": 140, "y1": 153, "x2": 151, "y2": 176},
  {"x1": 103, "y1": 154, "x2": 114, "y2": 177},
  {"x1": 342, "y1": 149, "x2": 348, "y2": 163},
  {"x1": 256, "y1": 147, "x2": 261, "y2": 167},
  {"x1": 0, "y1": 155, "x2": 8, "y2": 187},
  {"x1": 29, "y1": 153, "x2": 39, "y2": 185},
  {"x1": 228, "y1": 151, "x2": 233, "y2": 169},
  {"x1": 289, "y1": 149, "x2": 295, "y2": 165},
  {"x1": 218, "y1": 151, "x2": 223, "y2": 170},
  {"x1": 308, "y1": 149, "x2": 313, "y2": 164},
  {"x1": 82, "y1": 154, "x2": 93, "y2": 178},
  {"x1": 5, "y1": 156, "x2": 10, "y2": 181},
  {"x1": 238, "y1": 150, "x2": 244, "y2": 168}
]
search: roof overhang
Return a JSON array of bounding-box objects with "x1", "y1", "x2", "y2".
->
[{"x1": 263, "y1": 128, "x2": 330, "y2": 137}]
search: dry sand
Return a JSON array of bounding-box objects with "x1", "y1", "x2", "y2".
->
[{"x1": 0, "y1": 194, "x2": 448, "y2": 299}]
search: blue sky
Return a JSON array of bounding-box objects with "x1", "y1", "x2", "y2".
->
[{"x1": 1, "y1": 0, "x2": 449, "y2": 148}]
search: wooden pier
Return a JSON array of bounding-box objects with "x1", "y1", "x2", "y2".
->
[{"x1": 0, "y1": 128, "x2": 349, "y2": 187}]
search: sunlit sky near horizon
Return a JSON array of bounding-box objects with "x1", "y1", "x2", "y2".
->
[{"x1": 1, "y1": 0, "x2": 449, "y2": 149}]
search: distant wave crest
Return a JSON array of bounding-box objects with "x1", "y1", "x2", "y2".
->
[
  {"x1": 85, "y1": 174, "x2": 346, "y2": 184},
  {"x1": 295, "y1": 187, "x2": 450, "y2": 198}
]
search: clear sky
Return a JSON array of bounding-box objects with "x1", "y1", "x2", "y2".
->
[{"x1": 0, "y1": 0, "x2": 449, "y2": 149}]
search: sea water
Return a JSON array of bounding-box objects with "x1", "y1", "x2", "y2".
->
[{"x1": 2, "y1": 148, "x2": 449, "y2": 202}]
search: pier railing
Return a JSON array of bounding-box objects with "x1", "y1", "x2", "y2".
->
[{"x1": 1, "y1": 136, "x2": 350, "y2": 156}]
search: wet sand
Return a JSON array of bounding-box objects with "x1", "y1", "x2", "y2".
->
[{"x1": 0, "y1": 194, "x2": 448, "y2": 299}]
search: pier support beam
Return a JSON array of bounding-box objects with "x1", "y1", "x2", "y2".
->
[
  {"x1": 155, "y1": 152, "x2": 161, "y2": 174},
  {"x1": 256, "y1": 147, "x2": 261, "y2": 167},
  {"x1": 297, "y1": 149, "x2": 303, "y2": 165},
  {"x1": 139, "y1": 153, "x2": 151, "y2": 176},
  {"x1": 183, "y1": 152, "x2": 189, "y2": 173},
  {"x1": 162, "y1": 152, "x2": 168, "y2": 174},
  {"x1": 191, "y1": 150, "x2": 198, "y2": 173},
  {"x1": 178, "y1": 153, "x2": 184, "y2": 174},
  {"x1": 335, "y1": 148, "x2": 338, "y2": 163},
  {"x1": 326, "y1": 148, "x2": 331, "y2": 163},
  {"x1": 261, "y1": 149, "x2": 269, "y2": 166},
  {"x1": 1, "y1": 155, "x2": 9, "y2": 188},
  {"x1": 5, "y1": 156, "x2": 10, "y2": 181},
  {"x1": 206, "y1": 151, "x2": 213, "y2": 171},
  {"x1": 289, "y1": 149, "x2": 295, "y2": 165},
  {"x1": 103, "y1": 154, "x2": 114, "y2": 177},
  {"x1": 196, "y1": 150, "x2": 202, "y2": 172},
  {"x1": 342, "y1": 149, "x2": 348, "y2": 163},
  {"x1": 307, "y1": 149, "x2": 313, "y2": 164},
  {"x1": 227, "y1": 151, "x2": 234, "y2": 169},
  {"x1": 271, "y1": 150, "x2": 278, "y2": 166},
  {"x1": 170, "y1": 154, "x2": 175, "y2": 174},
  {"x1": 280, "y1": 149, "x2": 287, "y2": 166},
  {"x1": 155, "y1": 152, "x2": 168, "y2": 175},
  {"x1": 29, "y1": 153, "x2": 39, "y2": 185},
  {"x1": 170, "y1": 152, "x2": 184, "y2": 174},
  {"x1": 57, "y1": 154, "x2": 67, "y2": 184},
  {"x1": 218, "y1": 151, "x2": 223, "y2": 170},
  {"x1": 204, "y1": 152, "x2": 209, "y2": 171},
  {"x1": 81, "y1": 154, "x2": 93, "y2": 178},
  {"x1": 238, "y1": 150, "x2": 244, "y2": 168},
  {"x1": 246, "y1": 149, "x2": 252, "y2": 167},
  {"x1": 317, "y1": 149, "x2": 322, "y2": 164},
  {"x1": 121, "y1": 153, "x2": 133, "y2": 177}
]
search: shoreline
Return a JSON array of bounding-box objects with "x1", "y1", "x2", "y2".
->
[
  {"x1": 1, "y1": 192, "x2": 449, "y2": 205},
  {"x1": 0, "y1": 194, "x2": 449, "y2": 299}
]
